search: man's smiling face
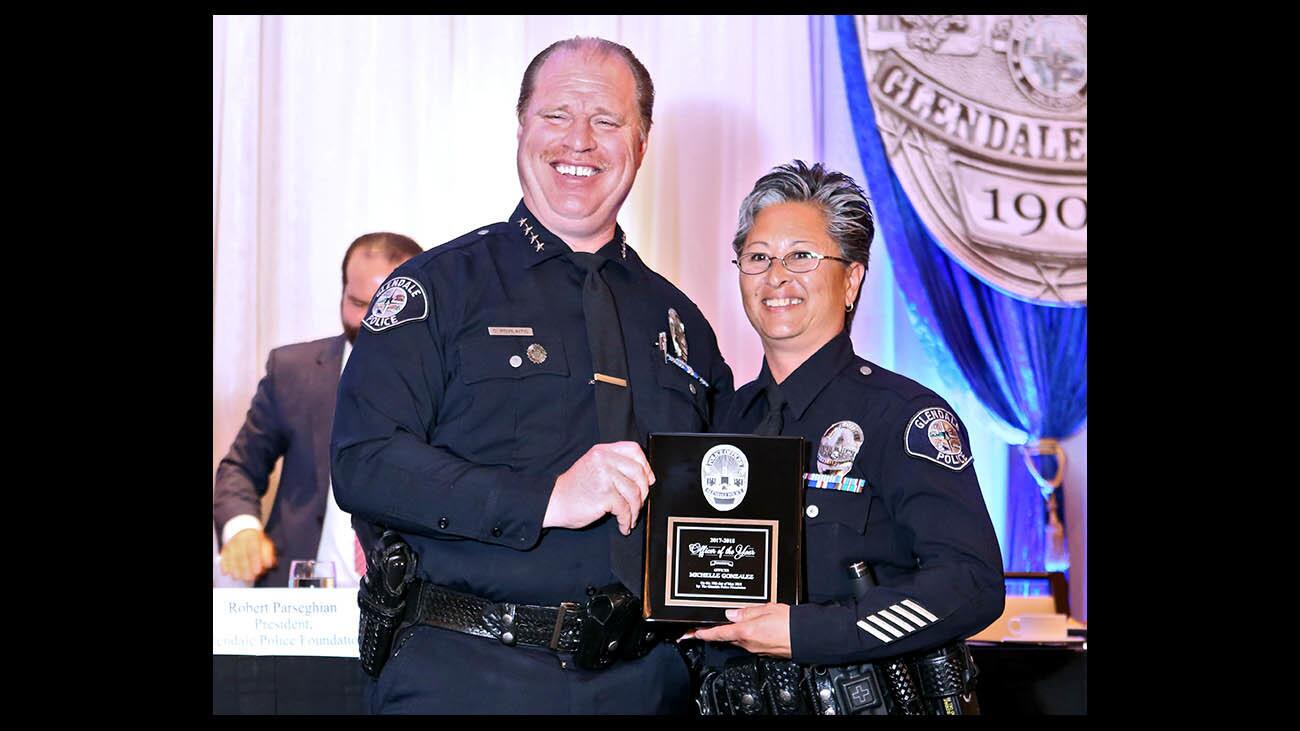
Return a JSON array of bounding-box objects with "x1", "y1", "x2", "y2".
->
[{"x1": 516, "y1": 48, "x2": 647, "y2": 249}]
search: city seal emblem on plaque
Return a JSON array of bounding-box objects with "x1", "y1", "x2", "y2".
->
[{"x1": 701, "y1": 444, "x2": 749, "y2": 512}]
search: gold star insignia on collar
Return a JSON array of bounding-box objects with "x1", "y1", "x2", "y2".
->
[
  {"x1": 531, "y1": 234, "x2": 543, "y2": 251},
  {"x1": 517, "y1": 217, "x2": 527, "y2": 225},
  {"x1": 621, "y1": 232, "x2": 628, "y2": 260}
]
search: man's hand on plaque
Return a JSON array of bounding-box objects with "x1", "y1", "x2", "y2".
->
[
  {"x1": 685, "y1": 602, "x2": 792, "y2": 658},
  {"x1": 544, "y1": 441, "x2": 656, "y2": 535}
]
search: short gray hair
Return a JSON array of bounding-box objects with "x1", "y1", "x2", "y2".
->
[{"x1": 731, "y1": 160, "x2": 876, "y2": 330}]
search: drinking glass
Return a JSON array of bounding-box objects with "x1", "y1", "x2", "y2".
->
[{"x1": 288, "y1": 560, "x2": 336, "y2": 588}]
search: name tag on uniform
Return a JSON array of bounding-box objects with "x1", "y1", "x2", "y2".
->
[
  {"x1": 488, "y1": 326, "x2": 533, "y2": 336},
  {"x1": 803, "y1": 472, "x2": 867, "y2": 493}
]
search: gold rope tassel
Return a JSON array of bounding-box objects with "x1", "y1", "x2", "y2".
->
[{"x1": 1021, "y1": 438, "x2": 1069, "y2": 570}]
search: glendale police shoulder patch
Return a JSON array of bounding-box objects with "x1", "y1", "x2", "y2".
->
[
  {"x1": 904, "y1": 406, "x2": 973, "y2": 471},
  {"x1": 363, "y1": 276, "x2": 428, "y2": 333}
]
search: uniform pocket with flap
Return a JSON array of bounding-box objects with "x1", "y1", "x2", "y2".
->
[
  {"x1": 650, "y1": 346, "x2": 710, "y2": 429},
  {"x1": 455, "y1": 333, "x2": 569, "y2": 460},
  {"x1": 459, "y1": 334, "x2": 569, "y2": 383},
  {"x1": 803, "y1": 486, "x2": 874, "y2": 600}
]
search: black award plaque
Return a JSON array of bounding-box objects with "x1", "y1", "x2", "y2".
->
[{"x1": 643, "y1": 432, "x2": 805, "y2": 625}]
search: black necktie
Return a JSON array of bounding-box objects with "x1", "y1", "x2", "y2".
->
[
  {"x1": 755, "y1": 383, "x2": 786, "y2": 436},
  {"x1": 567, "y1": 251, "x2": 644, "y2": 594}
]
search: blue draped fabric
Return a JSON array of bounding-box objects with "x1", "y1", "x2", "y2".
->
[{"x1": 834, "y1": 16, "x2": 1087, "y2": 572}]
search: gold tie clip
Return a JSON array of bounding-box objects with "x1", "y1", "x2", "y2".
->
[{"x1": 593, "y1": 373, "x2": 629, "y2": 388}]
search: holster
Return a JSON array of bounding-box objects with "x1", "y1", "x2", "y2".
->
[
  {"x1": 572, "y1": 584, "x2": 658, "y2": 670},
  {"x1": 356, "y1": 530, "x2": 418, "y2": 678}
]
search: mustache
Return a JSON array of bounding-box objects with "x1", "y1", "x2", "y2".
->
[{"x1": 543, "y1": 154, "x2": 607, "y2": 168}]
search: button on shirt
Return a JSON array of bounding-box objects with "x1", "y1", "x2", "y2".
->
[
  {"x1": 331, "y1": 201, "x2": 734, "y2": 606},
  {"x1": 718, "y1": 332, "x2": 1004, "y2": 665}
]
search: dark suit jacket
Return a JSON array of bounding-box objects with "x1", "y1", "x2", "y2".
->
[{"x1": 214, "y1": 334, "x2": 357, "y2": 588}]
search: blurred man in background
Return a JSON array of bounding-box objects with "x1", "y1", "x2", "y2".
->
[{"x1": 214, "y1": 232, "x2": 423, "y2": 588}]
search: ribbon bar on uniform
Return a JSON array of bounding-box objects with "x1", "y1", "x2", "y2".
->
[{"x1": 803, "y1": 472, "x2": 866, "y2": 493}]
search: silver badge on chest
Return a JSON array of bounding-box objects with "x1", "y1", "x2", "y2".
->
[
  {"x1": 817, "y1": 420, "x2": 865, "y2": 477},
  {"x1": 667, "y1": 308, "x2": 688, "y2": 361}
]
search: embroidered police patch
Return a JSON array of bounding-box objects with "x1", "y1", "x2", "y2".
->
[
  {"x1": 905, "y1": 407, "x2": 973, "y2": 471},
  {"x1": 363, "y1": 276, "x2": 428, "y2": 333}
]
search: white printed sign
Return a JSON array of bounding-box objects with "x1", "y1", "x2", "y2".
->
[{"x1": 212, "y1": 588, "x2": 359, "y2": 658}]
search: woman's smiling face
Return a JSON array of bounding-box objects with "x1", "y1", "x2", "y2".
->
[{"x1": 737, "y1": 201, "x2": 864, "y2": 355}]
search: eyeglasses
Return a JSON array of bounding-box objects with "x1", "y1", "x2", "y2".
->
[{"x1": 731, "y1": 250, "x2": 854, "y2": 275}]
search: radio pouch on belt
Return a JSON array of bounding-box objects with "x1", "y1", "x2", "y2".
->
[{"x1": 573, "y1": 584, "x2": 640, "y2": 671}]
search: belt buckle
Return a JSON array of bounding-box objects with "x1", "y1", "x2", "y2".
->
[{"x1": 550, "y1": 601, "x2": 580, "y2": 651}]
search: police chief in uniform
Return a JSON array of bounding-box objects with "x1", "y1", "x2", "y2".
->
[
  {"x1": 687, "y1": 161, "x2": 1004, "y2": 715},
  {"x1": 331, "y1": 37, "x2": 734, "y2": 714}
]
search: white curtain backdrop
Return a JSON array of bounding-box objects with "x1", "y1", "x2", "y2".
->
[
  {"x1": 214, "y1": 15, "x2": 823, "y2": 473},
  {"x1": 214, "y1": 15, "x2": 1082, "y2": 616}
]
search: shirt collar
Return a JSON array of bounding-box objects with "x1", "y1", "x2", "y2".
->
[
  {"x1": 508, "y1": 200, "x2": 638, "y2": 273},
  {"x1": 740, "y1": 331, "x2": 857, "y2": 422}
]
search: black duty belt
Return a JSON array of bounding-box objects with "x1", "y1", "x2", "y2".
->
[
  {"x1": 409, "y1": 581, "x2": 586, "y2": 651},
  {"x1": 693, "y1": 641, "x2": 980, "y2": 716},
  {"x1": 406, "y1": 580, "x2": 661, "y2": 670}
]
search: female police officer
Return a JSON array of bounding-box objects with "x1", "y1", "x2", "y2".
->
[{"x1": 686, "y1": 161, "x2": 1005, "y2": 715}]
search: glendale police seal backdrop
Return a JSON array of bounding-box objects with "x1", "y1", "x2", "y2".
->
[{"x1": 849, "y1": 14, "x2": 1087, "y2": 304}]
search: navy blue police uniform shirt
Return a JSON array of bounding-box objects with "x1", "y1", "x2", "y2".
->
[
  {"x1": 331, "y1": 201, "x2": 734, "y2": 606},
  {"x1": 720, "y1": 331, "x2": 1004, "y2": 666}
]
